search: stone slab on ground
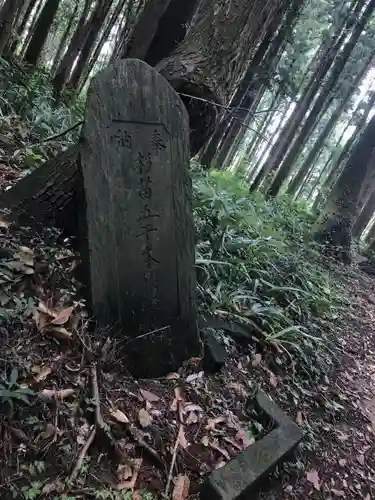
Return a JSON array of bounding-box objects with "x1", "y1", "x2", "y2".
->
[
  {"x1": 200, "y1": 390, "x2": 303, "y2": 500},
  {"x1": 202, "y1": 329, "x2": 227, "y2": 373}
]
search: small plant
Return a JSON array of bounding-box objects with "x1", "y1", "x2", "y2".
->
[{"x1": 0, "y1": 368, "x2": 34, "y2": 409}]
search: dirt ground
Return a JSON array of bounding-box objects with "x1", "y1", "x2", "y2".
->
[{"x1": 257, "y1": 266, "x2": 375, "y2": 500}]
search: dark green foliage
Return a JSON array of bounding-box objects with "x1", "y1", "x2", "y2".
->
[{"x1": 193, "y1": 165, "x2": 337, "y2": 359}]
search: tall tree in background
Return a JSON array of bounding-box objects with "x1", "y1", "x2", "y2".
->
[
  {"x1": 313, "y1": 114, "x2": 375, "y2": 260},
  {"x1": 267, "y1": 0, "x2": 375, "y2": 197},
  {"x1": 52, "y1": 0, "x2": 96, "y2": 94},
  {"x1": 23, "y1": 0, "x2": 62, "y2": 65},
  {"x1": 65, "y1": 0, "x2": 113, "y2": 89},
  {"x1": 121, "y1": 0, "x2": 171, "y2": 60},
  {"x1": 251, "y1": 0, "x2": 366, "y2": 192}
]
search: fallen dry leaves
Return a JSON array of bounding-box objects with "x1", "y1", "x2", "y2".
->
[
  {"x1": 139, "y1": 388, "x2": 160, "y2": 402},
  {"x1": 172, "y1": 474, "x2": 190, "y2": 500},
  {"x1": 138, "y1": 408, "x2": 152, "y2": 428},
  {"x1": 306, "y1": 469, "x2": 321, "y2": 491}
]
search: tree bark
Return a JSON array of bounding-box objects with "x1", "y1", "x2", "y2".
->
[
  {"x1": 211, "y1": 0, "x2": 303, "y2": 170},
  {"x1": 156, "y1": 0, "x2": 296, "y2": 154},
  {"x1": 144, "y1": 0, "x2": 200, "y2": 66},
  {"x1": 313, "y1": 114, "x2": 375, "y2": 261},
  {"x1": 66, "y1": 0, "x2": 113, "y2": 90},
  {"x1": 51, "y1": 0, "x2": 80, "y2": 74},
  {"x1": 121, "y1": 0, "x2": 171, "y2": 60},
  {"x1": 23, "y1": 0, "x2": 62, "y2": 65},
  {"x1": 78, "y1": 0, "x2": 128, "y2": 91},
  {"x1": 52, "y1": 0, "x2": 93, "y2": 95},
  {"x1": 0, "y1": 0, "x2": 24, "y2": 56},
  {"x1": 0, "y1": 146, "x2": 80, "y2": 236}
]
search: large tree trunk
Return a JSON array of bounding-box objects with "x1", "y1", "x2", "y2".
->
[
  {"x1": 121, "y1": 0, "x2": 171, "y2": 60},
  {"x1": 23, "y1": 0, "x2": 62, "y2": 65},
  {"x1": 313, "y1": 114, "x2": 375, "y2": 261},
  {"x1": 144, "y1": 0, "x2": 200, "y2": 66},
  {"x1": 156, "y1": 0, "x2": 295, "y2": 154},
  {"x1": 0, "y1": 0, "x2": 24, "y2": 56}
]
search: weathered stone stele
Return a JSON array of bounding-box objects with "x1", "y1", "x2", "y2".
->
[{"x1": 81, "y1": 58, "x2": 201, "y2": 377}]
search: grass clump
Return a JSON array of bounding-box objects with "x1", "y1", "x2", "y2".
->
[
  {"x1": 193, "y1": 166, "x2": 338, "y2": 361},
  {"x1": 0, "y1": 58, "x2": 84, "y2": 169}
]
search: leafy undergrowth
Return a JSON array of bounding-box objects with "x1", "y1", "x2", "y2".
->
[
  {"x1": 0, "y1": 58, "x2": 83, "y2": 190},
  {"x1": 193, "y1": 167, "x2": 339, "y2": 374},
  {"x1": 0, "y1": 165, "x2": 350, "y2": 499}
]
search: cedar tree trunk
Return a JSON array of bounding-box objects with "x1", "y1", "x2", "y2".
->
[
  {"x1": 156, "y1": 0, "x2": 293, "y2": 154},
  {"x1": 313, "y1": 115, "x2": 375, "y2": 261}
]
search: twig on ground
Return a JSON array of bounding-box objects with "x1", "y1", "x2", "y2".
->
[
  {"x1": 69, "y1": 363, "x2": 104, "y2": 484},
  {"x1": 42, "y1": 121, "x2": 84, "y2": 143},
  {"x1": 165, "y1": 424, "x2": 183, "y2": 498},
  {"x1": 91, "y1": 362, "x2": 104, "y2": 429},
  {"x1": 69, "y1": 426, "x2": 96, "y2": 484},
  {"x1": 127, "y1": 423, "x2": 166, "y2": 471}
]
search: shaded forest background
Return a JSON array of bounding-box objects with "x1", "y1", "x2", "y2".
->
[
  {"x1": 2, "y1": 1, "x2": 375, "y2": 498},
  {"x1": 1, "y1": 0, "x2": 375, "y2": 259}
]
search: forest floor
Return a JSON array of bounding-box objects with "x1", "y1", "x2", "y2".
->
[
  {"x1": 257, "y1": 266, "x2": 375, "y2": 500},
  {"x1": 0, "y1": 205, "x2": 374, "y2": 500},
  {"x1": 1, "y1": 124, "x2": 375, "y2": 499}
]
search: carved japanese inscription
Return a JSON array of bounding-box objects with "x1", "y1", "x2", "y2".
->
[{"x1": 80, "y1": 59, "x2": 201, "y2": 377}]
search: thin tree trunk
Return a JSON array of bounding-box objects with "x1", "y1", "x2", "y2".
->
[
  {"x1": 66, "y1": 0, "x2": 113, "y2": 90},
  {"x1": 110, "y1": 0, "x2": 142, "y2": 62},
  {"x1": 365, "y1": 218, "x2": 375, "y2": 243},
  {"x1": 19, "y1": 0, "x2": 44, "y2": 57},
  {"x1": 78, "y1": 0, "x2": 128, "y2": 91},
  {"x1": 17, "y1": 0, "x2": 38, "y2": 38},
  {"x1": 9, "y1": 0, "x2": 38, "y2": 53},
  {"x1": 0, "y1": 0, "x2": 24, "y2": 56},
  {"x1": 313, "y1": 114, "x2": 375, "y2": 260},
  {"x1": 52, "y1": 0, "x2": 94, "y2": 95},
  {"x1": 51, "y1": 0, "x2": 80, "y2": 73}
]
